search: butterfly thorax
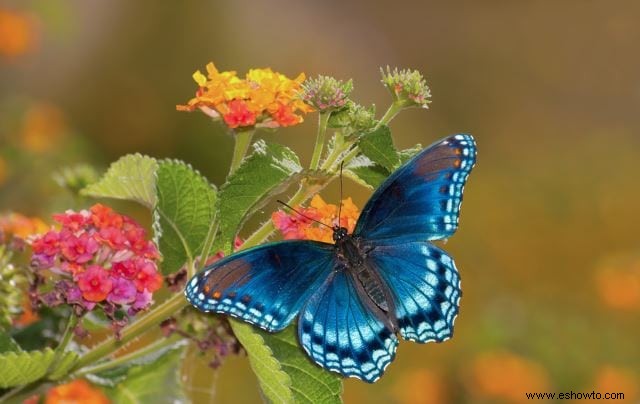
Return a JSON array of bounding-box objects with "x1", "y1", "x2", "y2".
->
[{"x1": 333, "y1": 226, "x2": 398, "y2": 331}]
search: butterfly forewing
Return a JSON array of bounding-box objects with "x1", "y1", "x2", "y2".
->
[
  {"x1": 354, "y1": 134, "x2": 476, "y2": 241},
  {"x1": 185, "y1": 240, "x2": 335, "y2": 331}
]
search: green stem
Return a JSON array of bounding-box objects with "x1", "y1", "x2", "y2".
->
[
  {"x1": 70, "y1": 292, "x2": 188, "y2": 372},
  {"x1": 240, "y1": 185, "x2": 308, "y2": 250},
  {"x1": 196, "y1": 219, "x2": 219, "y2": 274},
  {"x1": 74, "y1": 334, "x2": 183, "y2": 377},
  {"x1": 375, "y1": 100, "x2": 404, "y2": 129},
  {"x1": 47, "y1": 314, "x2": 79, "y2": 375},
  {"x1": 228, "y1": 128, "x2": 255, "y2": 176},
  {"x1": 309, "y1": 112, "x2": 330, "y2": 170}
]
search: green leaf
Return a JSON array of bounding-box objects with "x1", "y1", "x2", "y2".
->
[
  {"x1": 345, "y1": 155, "x2": 390, "y2": 189},
  {"x1": 230, "y1": 321, "x2": 295, "y2": 403},
  {"x1": 154, "y1": 160, "x2": 217, "y2": 274},
  {"x1": 231, "y1": 322, "x2": 342, "y2": 404},
  {"x1": 261, "y1": 327, "x2": 342, "y2": 404},
  {"x1": 0, "y1": 333, "x2": 21, "y2": 353},
  {"x1": 81, "y1": 154, "x2": 159, "y2": 209},
  {"x1": 218, "y1": 140, "x2": 302, "y2": 252},
  {"x1": 398, "y1": 144, "x2": 423, "y2": 163},
  {"x1": 87, "y1": 339, "x2": 188, "y2": 387},
  {"x1": 105, "y1": 345, "x2": 186, "y2": 403},
  {"x1": 357, "y1": 125, "x2": 399, "y2": 171},
  {"x1": 0, "y1": 348, "x2": 77, "y2": 388}
]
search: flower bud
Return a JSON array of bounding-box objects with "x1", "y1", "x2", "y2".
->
[
  {"x1": 327, "y1": 101, "x2": 378, "y2": 137},
  {"x1": 380, "y1": 66, "x2": 431, "y2": 108},
  {"x1": 301, "y1": 76, "x2": 353, "y2": 113}
]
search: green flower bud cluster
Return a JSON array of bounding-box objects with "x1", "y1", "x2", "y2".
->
[
  {"x1": 302, "y1": 76, "x2": 353, "y2": 112},
  {"x1": 380, "y1": 66, "x2": 431, "y2": 108}
]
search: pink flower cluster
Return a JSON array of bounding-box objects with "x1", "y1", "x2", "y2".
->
[{"x1": 30, "y1": 204, "x2": 162, "y2": 316}]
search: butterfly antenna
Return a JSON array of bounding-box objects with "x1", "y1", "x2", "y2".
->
[
  {"x1": 276, "y1": 200, "x2": 333, "y2": 230},
  {"x1": 338, "y1": 162, "x2": 344, "y2": 227}
]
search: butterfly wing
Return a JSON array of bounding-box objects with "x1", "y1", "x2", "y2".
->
[
  {"x1": 354, "y1": 134, "x2": 476, "y2": 241},
  {"x1": 298, "y1": 269, "x2": 399, "y2": 383},
  {"x1": 185, "y1": 240, "x2": 335, "y2": 332},
  {"x1": 365, "y1": 239, "x2": 461, "y2": 343}
]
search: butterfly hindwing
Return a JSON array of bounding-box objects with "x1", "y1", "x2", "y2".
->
[
  {"x1": 185, "y1": 240, "x2": 335, "y2": 332},
  {"x1": 366, "y1": 240, "x2": 461, "y2": 343},
  {"x1": 354, "y1": 134, "x2": 476, "y2": 241},
  {"x1": 298, "y1": 269, "x2": 399, "y2": 383}
]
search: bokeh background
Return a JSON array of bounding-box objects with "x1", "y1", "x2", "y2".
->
[{"x1": 2, "y1": 1, "x2": 639, "y2": 403}]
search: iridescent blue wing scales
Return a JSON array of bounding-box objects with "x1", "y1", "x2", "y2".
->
[
  {"x1": 185, "y1": 240, "x2": 334, "y2": 332},
  {"x1": 354, "y1": 134, "x2": 476, "y2": 241},
  {"x1": 366, "y1": 240, "x2": 461, "y2": 343},
  {"x1": 298, "y1": 270, "x2": 399, "y2": 383}
]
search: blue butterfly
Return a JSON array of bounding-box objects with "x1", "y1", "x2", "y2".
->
[{"x1": 185, "y1": 134, "x2": 476, "y2": 382}]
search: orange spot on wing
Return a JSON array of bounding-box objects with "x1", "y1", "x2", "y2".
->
[
  {"x1": 453, "y1": 159, "x2": 461, "y2": 168},
  {"x1": 212, "y1": 291, "x2": 221, "y2": 299}
]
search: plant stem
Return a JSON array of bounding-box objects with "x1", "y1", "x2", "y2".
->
[
  {"x1": 228, "y1": 128, "x2": 255, "y2": 176},
  {"x1": 196, "y1": 219, "x2": 218, "y2": 274},
  {"x1": 309, "y1": 112, "x2": 330, "y2": 170},
  {"x1": 47, "y1": 314, "x2": 79, "y2": 375},
  {"x1": 70, "y1": 292, "x2": 188, "y2": 372},
  {"x1": 74, "y1": 334, "x2": 183, "y2": 377},
  {"x1": 376, "y1": 100, "x2": 404, "y2": 129}
]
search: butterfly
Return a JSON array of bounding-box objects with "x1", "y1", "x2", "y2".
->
[{"x1": 185, "y1": 134, "x2": 476, "y2": 382}]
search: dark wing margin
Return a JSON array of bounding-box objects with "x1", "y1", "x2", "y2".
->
[
  {"x1": 354, "y1": 134, "x2": 477, "y2": 242},
  {"x1": 185, "y1": 240, "x2": 335, "y2": 332}
]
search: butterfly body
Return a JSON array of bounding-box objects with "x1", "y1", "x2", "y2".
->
[
  {"x1": 186, "y1": 134, "x2": 477, "y2": 382},
  {"x1": 332, "y1": 227, "x2": 399, "y2": 332}
]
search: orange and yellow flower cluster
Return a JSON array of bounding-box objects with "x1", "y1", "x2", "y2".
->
[
  {"x1": 272, "y1": 195, "x2": 360, "y2": 243},
  {"x1": 0, "y1": 212, "x2": 47, "y2": 241},
  {"x1": 177, "y1": 63, "x2": 313, "y2": 129}
]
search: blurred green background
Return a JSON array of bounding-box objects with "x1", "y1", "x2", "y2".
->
[{"x1": 1, "y1": 1, "x2": 639, "y2": 403}]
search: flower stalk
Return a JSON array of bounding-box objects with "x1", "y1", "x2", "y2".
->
[
  {"x1": 309, "y1": 112, "x2": 330, "y2": 170},
  {"x1": 229, "y1": 128, "x2": 255, "y2": 176},
  {"x1": 70, "y1": 291, "x2": 188, "y2": 372}
]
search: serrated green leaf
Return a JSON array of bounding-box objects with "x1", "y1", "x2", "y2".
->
[
  {"x1": 231, "y1": 321, "x2": 342, "y2": 404},
  {"x1": 105, "y1": 345, "x2": 186, "y2": 403},
  {"x1": 230, "y1": 321, "x2": 295, "y2": 404},
  {"x1": 345, "y1": 155, "x2": 390, "y2": 189},
  {"x1": 218, "y1": 140, "x2": 302, "y2": 252},
  {"x1": 155, "y1": 160, "x2": 217, "y2": 274},
  {"x1": 0, "y1": 348, "x2": 78, "y2": 387},
  {"x1": 81, "y1": 154, "x2": 158, "y2": 208},
  {"x1": 0, "y1": 333, "x2": 21, "y2": 353},
  {"x1": 261, "y1": 327, "x2": 342, "y2": 404},
  {"x1": 357, "y1": 125, "x2": 399, "y2": 171}
]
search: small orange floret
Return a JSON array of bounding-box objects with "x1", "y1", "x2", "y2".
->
[{"x1": 45, "y1": 379, "x2": 110, "y2": 404}]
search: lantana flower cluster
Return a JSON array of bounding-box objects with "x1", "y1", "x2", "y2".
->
[
  {"x1": 30, "y1": 204, "x2": 162, "y2": 321},
  {"x1": 177, "y1": 62, "x2": 313, "y2": 129},
  {"x1": 272, "y1": 195, "x2": 360, "y2": 243}
]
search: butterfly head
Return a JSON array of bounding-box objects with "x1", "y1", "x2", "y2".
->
[{"x1": 332, "y1": 226, "x2": 349, "y2": 242}]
